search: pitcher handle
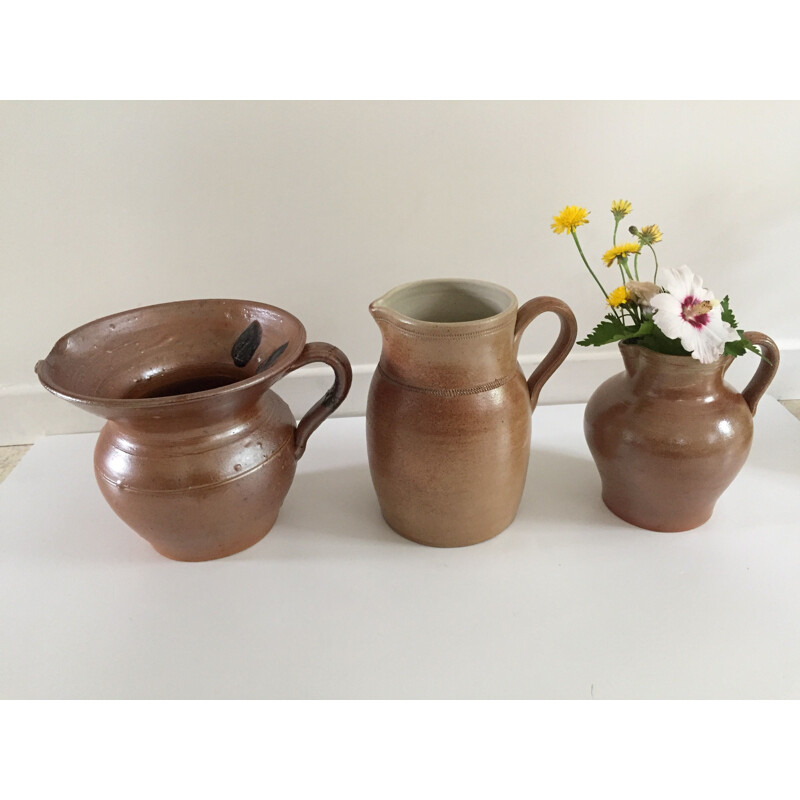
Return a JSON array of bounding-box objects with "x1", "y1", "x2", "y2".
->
[
  {"x1": 740, "y1": 331, "x2": 780, "y2": 417},
  {"x1": 514, "y1": 296, "x2": 578, "y2": 413},
  {"x1": 272, "y1": 342, "x2": 352, "y2": 459}
]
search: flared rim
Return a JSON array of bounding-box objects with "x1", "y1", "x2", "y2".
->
[{"x1": 35, "y1": 298, "x2": 307, "y2": 409}]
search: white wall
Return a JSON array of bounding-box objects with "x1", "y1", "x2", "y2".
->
[{"x1": 2, "y1": 101, "x2": 799, "y2": 443}]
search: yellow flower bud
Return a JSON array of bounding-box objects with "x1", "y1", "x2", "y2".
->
[{"x1": 611, "y1": 199, "x2": 632, "y2": 221}]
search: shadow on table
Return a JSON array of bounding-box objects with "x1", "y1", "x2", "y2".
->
[
  {"x1": 745, "y1": 401, "x2": 800, "y2": 477},
  {"x1": 279, "y1": 446, "x2": 612, "y2": 548},
  {"x1": 278, "y1": 463, "x2": 403, "y2": 547},
  {"x1": 516, "y1": 445, "x2": 608, "y2": 529},
  {"x1": 282, "y1": 447, "x2": 611, "y2": 544}
]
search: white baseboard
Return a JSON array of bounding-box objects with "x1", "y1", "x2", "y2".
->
[{"x1": 4, "y1": 345, "x2": 799, "y2": 445}]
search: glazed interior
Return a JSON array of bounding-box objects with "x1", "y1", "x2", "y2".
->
[
  {"x1": 378, "y1": 279, "x2": 515, "y2": 323},
  {"x1": 36, "y1": 299, "x2": 305, "y2": 403}
]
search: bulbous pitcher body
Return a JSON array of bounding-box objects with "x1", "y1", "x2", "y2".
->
[
  {"x1": 584, "y1": 338, "x2": 779, "y2": 532},
  {"x1": 36, "y1": 299, "x2": 351, "y2": 561}
]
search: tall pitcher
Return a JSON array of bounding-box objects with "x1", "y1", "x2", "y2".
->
[{"x1": 366, "y1": 278, "x2": 577, "y2": 547}]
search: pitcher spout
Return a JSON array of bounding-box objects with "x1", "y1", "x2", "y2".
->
[{"x1": 368, "y1": 296, "x2": 396, "y2": 326}]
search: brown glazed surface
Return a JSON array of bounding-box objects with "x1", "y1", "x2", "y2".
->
[
  {"x1": 36, "y1": 300, "x2": 351, "y2": 561},
  {"x1": 584, "y1": 335, "x2": 780, "y2": 532},
  {"x1": 366, "y1": 279, "x2": 577, "y2": 547}
]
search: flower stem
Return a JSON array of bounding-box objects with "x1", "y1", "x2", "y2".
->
[
  {"x1": 649, "y1": 244, "x2": 660, "y2": 283},
  {"x1": 571, "y1": 230, "x2": 622, "y2": 321},
  {"x1": 633, "y1": 253, "x2": 640, "y2": 280},
  {"x1": 618, "y1": 256, "x2": 634, "y2": 282},
  {"x1": 613, "y1": 220, "x2": 626, "y2": 282}
]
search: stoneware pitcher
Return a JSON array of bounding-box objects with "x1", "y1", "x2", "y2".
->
[
  {"x1": 366, "y1": 278, "x2": 577, "y2": 547},
  {"x1": 36, "y1": 299, "x2": 352, "y2": 561},
  {"x1": 584, "y1": 336, "x2": 780, "y2": 532}
]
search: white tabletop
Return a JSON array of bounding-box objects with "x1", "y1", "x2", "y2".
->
[{"x1": 2, "y1": 397, "x2": 799, "y2": 699}]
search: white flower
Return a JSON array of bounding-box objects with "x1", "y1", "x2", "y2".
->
[{"x1": 649, "y1": 266, "x2": 740, "y2": 364}]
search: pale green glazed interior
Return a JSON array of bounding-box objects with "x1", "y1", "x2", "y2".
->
[{"x1": 377, "y1": 279, "x2": 515, "y2": 324}]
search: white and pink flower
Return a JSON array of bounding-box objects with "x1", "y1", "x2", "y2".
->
[{"x1": 649, "y1": 266, "x2": 740, "y2": 364}]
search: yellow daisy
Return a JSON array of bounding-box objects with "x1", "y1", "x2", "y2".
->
[
  {"x1": 638, "y1": 224, "x2": 663, "y2": 244},
  {"x1": 603, "y1": 242, "x2": 641, "y2": 267},
  {"x1": 611, "y1": 199, "x2": 632, "y2": 221},
  {"x1": 551, "y1": 205, "x2": 590, "y2": 235},
  {"x1": 607, "y1": 286, "x2": 630, "y2": 307}
]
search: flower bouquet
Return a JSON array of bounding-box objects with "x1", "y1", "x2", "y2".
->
[
  {"x1": 552, "y1": 200, "x2": 779, "y2": 532},
  {"x1": 551, "y1": 200, "x2": 763, "y2": 364}
]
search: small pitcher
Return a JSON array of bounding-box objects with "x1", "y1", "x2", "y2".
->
[
  {"x1": 584, "y1": 338, "x2": 780, "y2": 531},
  {"x1": 366, "y1": 278, "x2": 577, "y2": 547}
]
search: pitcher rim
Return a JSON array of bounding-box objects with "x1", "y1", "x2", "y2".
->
[
  {"x1": 619, "y1": 340, "x2": 734, "y2": 370},
  {"x1": 35, "y1": 298, "x2": 307, "y2": 409},
  {"x1": 370, "y1": 277, "x2": 518, "y2": 330}
]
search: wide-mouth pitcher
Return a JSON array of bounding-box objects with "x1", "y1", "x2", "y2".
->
[
  {"x1": 36, "y1": 299, "x2": 352, "y2": 561},
  {"x1": 366, "y1": 278, "x2": 577, "y2": 547}
]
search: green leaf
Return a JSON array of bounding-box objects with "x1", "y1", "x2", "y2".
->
[
  {"x1": 636, "y1": 325, "x2": 691, "y2": 357},
  {"x1": 578, "y1": 315, "x2": 625, "y2": 347},
  {"x1": 720, "y1": 295, "x2": 738, "y2": 328},
  {"x1": 732, "y1": 331, "x2": 772, "y2": 363},
  {"x1": 578, "y1": 315, "x2": 655, "y2": 347},
  {"x1": 723, "y1": 337, "x2": 748, "y2": 358},
  {"x1": 720, "y1": 307, "x2": 772, "y2": 362}
]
